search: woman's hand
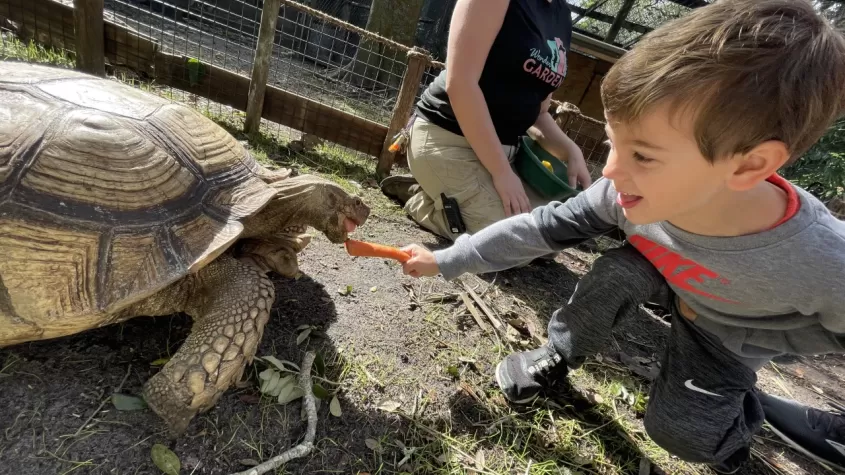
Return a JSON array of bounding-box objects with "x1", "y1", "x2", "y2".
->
[
  {"x1": 492, "y1": 168, "x2": 532, "y2": 216},
  {"x1": 564, "y1": 147, "x2": 593, "y2": 190},
  {"x1": 400, "y1": 244, "x2": 441, "y2": 278}
]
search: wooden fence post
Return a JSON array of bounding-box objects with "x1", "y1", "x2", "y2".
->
[
  {"x1": 245, "y1": 0, "x2": 283, "y2": 135},
  {"x1": 73, "y1": 0, "x2": 105, "y2": 76},
  {"x1": 377, "y1": 48, "x2": 430, "y2": 179}
]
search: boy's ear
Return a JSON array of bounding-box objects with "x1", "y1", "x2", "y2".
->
[{"x1": 727, "y1": 140, "x2": 790, "y2": 191}]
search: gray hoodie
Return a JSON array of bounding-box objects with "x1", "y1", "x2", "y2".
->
[{"x1": 434, "y1": 177, "x2": 845, "y2": 359}]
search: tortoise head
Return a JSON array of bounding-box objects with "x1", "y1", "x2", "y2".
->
[{"x1": 268, "y1": 174, "x2": 370, "y2": 243}]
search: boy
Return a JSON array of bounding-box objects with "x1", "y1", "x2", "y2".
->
[{"x1": 399, "y1": 0, "x2": 845, "y2": 472}]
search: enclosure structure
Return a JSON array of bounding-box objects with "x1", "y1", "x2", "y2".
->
[{"x1": 0, "y1": 0, "x2": 685, "y2": 177}]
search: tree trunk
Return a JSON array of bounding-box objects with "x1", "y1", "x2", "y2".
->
[{"x1": 348, "y1": 0, "x2": 425, "y2": 90}]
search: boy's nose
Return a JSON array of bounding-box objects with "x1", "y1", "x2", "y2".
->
[{"x1": 602, "y1": 151, "x2": 624, "y2": 180}]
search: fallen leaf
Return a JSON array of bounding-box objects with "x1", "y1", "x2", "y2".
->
[
  {"x1": 112, "y1": 393, "x2": 147, "y2": 411},
  {"x1": 370, "y1": 286, "x2": 378, "y2": 292},
  {"x1": 377, "y1": 400, "x2": 402, "y2": 412},
  {"x1": 151, "y1": 444, "x2": 180, "y2": 475},
  {"x1": 239, "y1": 459, "x2": 259, "y2": 467},
  {"x1": 812, "y1": 385, "x2": 825, "y2": 395},
  {"x1": 314, "y1": 352, "x2": 326, "y2": 377},
  {"x1": 260, "y1": 371, "x2": 281, "y2": 395},
  {"x1": 262, "y1": 356, "x2": 297, "y2": 372},
  {"x1": 296, "y1": 328, "x2": 312, "y2": 345},
  {"x1": 365, "y1": 438, "x2": 382, "y2": 452},
  {"x1": 150, "y1": 358, "x2": 170, "y2": 367},
  {"x1": 296, "y1": 324, "x2": 312, "y2": 331},
  {"x1": 312, "y1": 383, "x2": 330, "y2": 400},
  {"x1": 278, "y1": 385, "x2": 305, "y2": 404},
  {"x1": 258, "y1": 368, "x2": 275, "y2": 381},
  {"x1": 446, "y1": 365, "x2": 459, "y2": 378},
  {"x1": 338, "y1": 285, "x2": 353, "y2": 296},
  {"x1": 329, "y1": 395, "x2": 342, "y2": 417}
]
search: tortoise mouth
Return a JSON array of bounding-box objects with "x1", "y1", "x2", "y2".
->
[{"x1": 343, "y1": 217, "x2": 358, "y2": 233}]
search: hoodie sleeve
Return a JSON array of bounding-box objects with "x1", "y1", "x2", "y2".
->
[{"x1": 433, "y1": 178, "x2": 623, "y2": 280}]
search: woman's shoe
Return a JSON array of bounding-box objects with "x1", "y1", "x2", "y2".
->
[{"x1": 380, "y1": 175, "x2": 420, "y2": 205}]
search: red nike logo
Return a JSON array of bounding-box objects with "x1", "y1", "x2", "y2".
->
[{"x1": 628, "y1": 235, "x2": 738, "y2": 303}]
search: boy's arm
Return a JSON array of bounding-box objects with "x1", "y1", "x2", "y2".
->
[{"x1": 433, "y1": 178, "x2": 621, "y2": 280}]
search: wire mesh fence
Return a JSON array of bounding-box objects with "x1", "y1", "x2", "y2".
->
[{"x1": 0, "y1": 0, "x2": 611, "y2": 177}]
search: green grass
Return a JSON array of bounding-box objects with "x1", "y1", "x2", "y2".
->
[{"x1": 0, "y1": 35, "x2": 76, "y2": 67}]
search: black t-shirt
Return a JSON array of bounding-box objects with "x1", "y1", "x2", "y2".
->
[{"x1": 416, "y1": 0, "x2": 573, "y2": 146}]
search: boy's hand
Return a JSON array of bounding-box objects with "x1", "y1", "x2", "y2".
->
[{"x1": 400, "y1": 244, "x2": 440, "y2": 278}]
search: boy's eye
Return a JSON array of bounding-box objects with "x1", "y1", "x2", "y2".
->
[{"x1": 633, "y1": 152, "x2": 654, "y2": 163}]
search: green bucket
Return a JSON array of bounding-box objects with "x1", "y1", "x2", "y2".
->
[{"x1": 514, "y1": 136, "x2": 580, "y2": 201}]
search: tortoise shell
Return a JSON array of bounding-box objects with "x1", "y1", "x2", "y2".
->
[{"x1": 0, "y1": 61, "x2": 280, "y2": 323}]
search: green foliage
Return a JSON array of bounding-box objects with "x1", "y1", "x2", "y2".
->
[
  {"x1": 0, "y1": 36, "x2": 75, "y2": 68},
  {"x1": 782, "y1": 118, "x2": 845, "y2": 203}
]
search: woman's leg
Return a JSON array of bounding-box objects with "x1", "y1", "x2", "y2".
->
[{"x1": 402, "y1": 118, "x2": 547, "y2": 241}]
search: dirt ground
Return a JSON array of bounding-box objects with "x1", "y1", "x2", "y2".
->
[{"x1": 1, "y1": 168, "x2": 844, "y2": 475}]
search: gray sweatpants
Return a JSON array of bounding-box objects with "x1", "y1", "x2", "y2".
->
[{"x1": 548, "y1": 243, "x2": 766, "y2": 468}]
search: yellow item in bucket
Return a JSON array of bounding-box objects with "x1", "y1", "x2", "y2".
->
[{"x1": 542, "y1": 160, "x2": 554, "y2": 173}]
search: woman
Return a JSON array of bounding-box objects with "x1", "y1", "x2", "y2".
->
[{"x1": 381, "y1": 0, "x2": 593, "y2": 240}]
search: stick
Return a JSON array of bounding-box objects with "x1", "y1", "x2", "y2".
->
[
  {"x1": 74, "y1": 364, "x2": 131, "y2": 437},
  {"x1": 462, "y1": 281, "x2": 519, "y2": 342},
  {"x1": 460, "y1": 292, "x2": 492, "y2": 333},
  {"x1": 230, "y1": 352, "x2": 318, "y2": 475}
]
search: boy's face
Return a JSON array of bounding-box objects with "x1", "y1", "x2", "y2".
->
[{"x1": 602, "y1": 104, "x2": 736, "y2": 225}]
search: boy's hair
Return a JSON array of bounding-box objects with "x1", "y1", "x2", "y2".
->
[{"x1": 600, "y1": 0, "x2": 845, "y2": 164}]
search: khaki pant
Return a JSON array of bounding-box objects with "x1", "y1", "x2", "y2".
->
[{"x1": 405, "y1": 117, "x2": 548, "y2": 241}]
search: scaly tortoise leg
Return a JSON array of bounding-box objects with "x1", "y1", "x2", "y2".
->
[{"x1": 142, "y1": 254, "x2": 274, "y2": 435}]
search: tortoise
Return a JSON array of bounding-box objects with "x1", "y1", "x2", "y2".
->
[{"x1": 0, "y1": 61, "x2": 370, "y2": 434}]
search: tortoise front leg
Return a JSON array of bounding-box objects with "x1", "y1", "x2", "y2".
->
[{"x1": 142, "y1": 254, "x2": 274, "y2": 435}]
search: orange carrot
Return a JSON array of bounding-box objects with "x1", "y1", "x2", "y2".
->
[{"x1": 345, "y1": 239, "x2": 410, "y2": 263}]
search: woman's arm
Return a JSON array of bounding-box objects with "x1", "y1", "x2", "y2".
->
[
  {"x1": 527, "y1": 95, "x2": 594, "y2": 188},
  {"x1": 445, "y1": 0, "x2": 531, "y2": 216}
]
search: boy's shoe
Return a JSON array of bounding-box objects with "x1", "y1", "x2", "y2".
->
[
  {"x1": 380, "y1": 175, "x2": 419, "y2": 205},
  {"x1": 494, "y1": 343, "x2": 567, "y2": 404},
  {"x1": 758, "y1": 392, "x2": 845, "y2": 471}
]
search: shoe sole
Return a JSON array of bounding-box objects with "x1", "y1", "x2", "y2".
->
[
  {"x1": 494, "y1": 361, "x2": 539, "y2": 405},
  {"x1": 765, "y1": 422, "x2": 845, "y2": 472}
]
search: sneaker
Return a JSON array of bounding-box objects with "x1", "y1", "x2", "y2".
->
[
  {"x1": 494, "y1": 343, "x2": 567, "y2": 404},
  {"x1": 758, "y1": 392, "x2": 845, "y2": 471},
  {"x1": 379, "y1": 175, "x2": 419, "y2": 205}
]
